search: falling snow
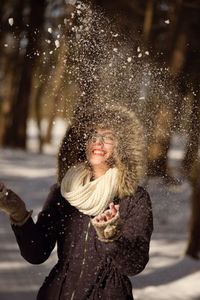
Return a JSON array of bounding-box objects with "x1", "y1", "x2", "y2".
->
[
  {"x1": 55, "y1": 40, "x2": 60, "y2": 48},
  {"x1": 8, "y1": 18, "x2": 14, "y2": 26}
]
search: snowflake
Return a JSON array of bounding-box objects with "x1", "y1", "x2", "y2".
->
[{"x1": 8, "y1": 18, "x2": 14, "y2": 26}]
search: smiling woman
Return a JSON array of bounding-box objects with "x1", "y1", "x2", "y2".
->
[{"x1": 0, "y1": 104, "x2": 153, "y2": 300}]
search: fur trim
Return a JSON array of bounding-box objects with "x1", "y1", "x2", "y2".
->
[{"x1": 57, "y1": 103, "x2": 146, "y2": 198}]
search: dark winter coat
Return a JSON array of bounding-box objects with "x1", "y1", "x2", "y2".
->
[
  {"x1": 12, "y1": 184, "x2": 153, "y2": 300},
  {"x1": 12, "y1": 104, "x2": 153, "y2": 299}
]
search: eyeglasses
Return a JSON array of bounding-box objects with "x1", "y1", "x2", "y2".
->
[{"x1": 88, "y1": 133, "x2": 115, "y2": 145}]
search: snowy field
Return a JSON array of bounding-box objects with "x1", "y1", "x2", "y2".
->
[{"x1": 0, "y1": 119, "x2": 200, "y2": 300}]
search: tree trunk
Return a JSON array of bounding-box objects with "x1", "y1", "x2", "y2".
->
[
  {"x1": 35, "y1": 83, "x2": 45, "y2": 153},
  {"x1": 143, "y1": 0, "x2": 154, "y2": 42},
  {"x1": 0, "y1": 0, "x2": 24, "y2": 146},
  {"x1": 0, "y1": 0, "x2": 6, "y2": 51},
  {"x1": 44, "y1": 41, "x2": 67, "y2": 144},
  {"x1": 147, "y1": 104, "x2": 173, "y2": 177},
  {"x1": 186, "y1": 158, "x2": 200, "y2": 259},
  {"x1": 182, "y1": 89, "x2": 200, "y2": 174},
  {"x1": 3, "y1": 0, "x2": 45, "y2": 149},
  {"x1": 147, "y1": 2, "x2": 187, "y2": 179}
]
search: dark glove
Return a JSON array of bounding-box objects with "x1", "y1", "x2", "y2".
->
[{"x1": 0, "y1": 183, "x2": 32, "y2": 226}]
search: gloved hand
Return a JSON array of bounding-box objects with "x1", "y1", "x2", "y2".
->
[
  {"x1": 0, "y1": 183, "x2": 32, "y2": 226},
  {"x1": 91, "y1": 203, "x2": 123, "y2": 242}
]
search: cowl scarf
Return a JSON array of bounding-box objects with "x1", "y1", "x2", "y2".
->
[{"x1": 60, "y1": 164, "x2": 118, "y2": 216}]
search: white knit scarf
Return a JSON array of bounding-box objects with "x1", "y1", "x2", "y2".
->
[{"x1": 60, "y1": 164, "x2": 118, "y2": 216}]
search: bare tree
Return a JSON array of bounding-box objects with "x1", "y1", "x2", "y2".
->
[
  {"x1": 2, "y1": 0, "x2": 45, "y2": 149},
  {"x1": 186, "y1": 157, "x2": 200, "y2": 259},
  {"x1": 0, "y1": 0, "x2": 25, "y2": 146}
]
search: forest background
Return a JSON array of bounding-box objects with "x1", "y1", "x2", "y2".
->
[{"x1": 0, "y1": 0, "x2": 200, "y2": 298}]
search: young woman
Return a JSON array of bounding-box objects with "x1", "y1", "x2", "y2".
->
[{"x1": 0, "y1": 104, "x2": 153, "y2": 300}]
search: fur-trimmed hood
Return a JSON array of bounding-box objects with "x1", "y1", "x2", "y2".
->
[{"x1": 57, "y1": 103, "x2": 146, "y2": 198}]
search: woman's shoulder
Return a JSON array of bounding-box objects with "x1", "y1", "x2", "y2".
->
[
  {"x1": 120, "y1": 186, "x2": 151, "y2": 204},
  {"x1": 43, "y1": 183, "x2": 75, "y2": 213},
  {"x1": 134, "y1": 185, "x2": 151, "y2": 201},
  {"x1": 133, "y1": 186, "x2": 152, "y2": 211},
  {"x1": 42, "y1": 184, "x2": 63, "y2": 210},
  {"x1": 119, "y1": 186, "x2": 152, "y2": 216}
]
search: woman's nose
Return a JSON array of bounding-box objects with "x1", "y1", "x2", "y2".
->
[{"x1": 95, "y1": 135, "x2": 104, "y2": 145}]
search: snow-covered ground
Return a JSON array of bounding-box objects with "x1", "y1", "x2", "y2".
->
[{"x1": 0, "y1": 119, "x2": 200, "y2": 300}]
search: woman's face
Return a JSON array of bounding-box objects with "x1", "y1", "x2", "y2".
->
[{"x1": 86, "y1": 128, "x2": 116, "y2": 171}]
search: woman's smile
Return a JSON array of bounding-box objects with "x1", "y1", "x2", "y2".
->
[{"x1": 92, "y1": 149, "x2": 106, "y2": 156}]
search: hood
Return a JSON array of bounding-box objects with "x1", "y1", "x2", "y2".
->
[{"x1": 57, "y1": 103, "x2": 146, "y2": 198}]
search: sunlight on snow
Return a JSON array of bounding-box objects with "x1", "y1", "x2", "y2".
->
[{"x1": 1, "y1": 166, "x2": 56, "y2": 178}]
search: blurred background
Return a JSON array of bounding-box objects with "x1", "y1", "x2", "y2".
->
[{"x1": 0, "y1": 0, "x2": 200, "y2": 299}]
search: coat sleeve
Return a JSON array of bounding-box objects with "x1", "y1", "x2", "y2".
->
[
  {"x1": 11, "y1": 185, "x2": 60, "y2": 265},
  {"x1": 95, "y1": 187, "x2": 153, "y2": 277}
]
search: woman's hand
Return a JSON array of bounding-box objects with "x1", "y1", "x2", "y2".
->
[
  {"x1": 0, "y1": 183, "x2": 31, "y2": 226},
  {"x1": 92, "y1": 202, "x2": 122, "y2": 242},
  {"x1": 94, "y1": 202, "x2": 120, "y2": 223}
]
